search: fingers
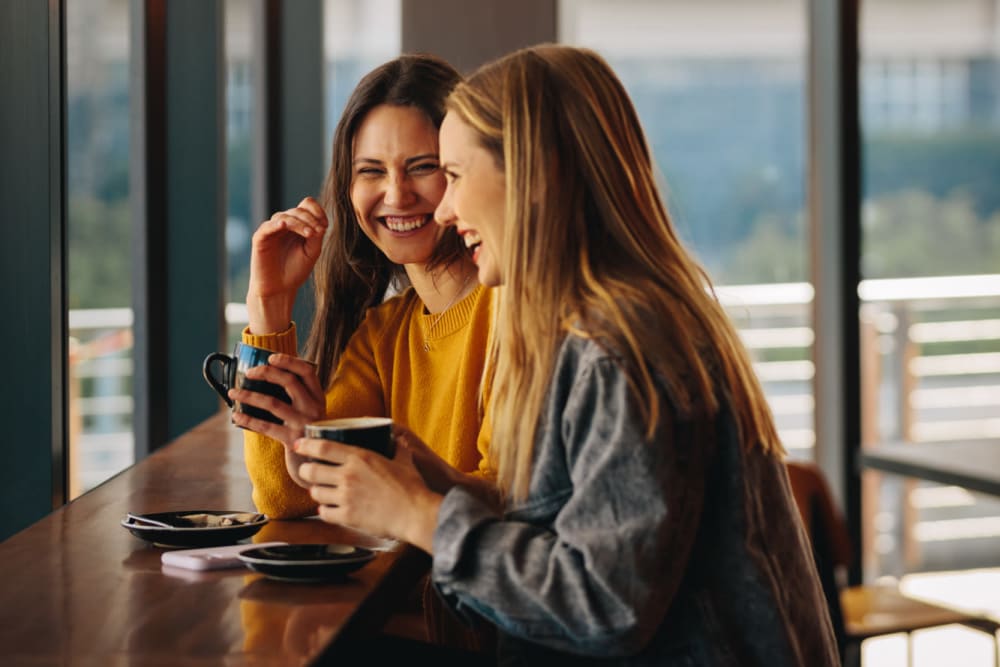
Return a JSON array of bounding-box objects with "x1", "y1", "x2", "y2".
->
[
  {"x1": 277, "y1": 197, "x2": 328, "y2": 231},
  {"x1": 297, "y1": 196, "x2": 327, "y2": 219},
  {"x1": 264, "y1": 353, "x2": 326, "y2": 403},
  {"x1": 233, "y1": 360, "x2": 324, "y2": 419},
  {"x1": 230, "y1": 409, "x2": 298, "y2": 445},
  {"x1": 254, "y1": 199, "x2": 329, "y2": 243},
  {"x1": 308, "y1": 478, "x2": 340, "y2": 506},
  {"x1": 294, "y1": 437, "x2": 355, "y2": 467},
  {"x1": 391, "y1": 424, "x2": 430, "y2": 454}
]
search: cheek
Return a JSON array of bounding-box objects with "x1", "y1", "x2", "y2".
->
[
  {"x1": 419, "y1": 174, "x2": 447, "y2": 206},
  {"x1": 350, "y1": 190, "x2": 382, "y2": 240},
  {"x1": 350, "y1": 182, "x2": 375, "y2": 220}
]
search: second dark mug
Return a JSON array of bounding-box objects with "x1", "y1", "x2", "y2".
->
[
  {"x1": 202, "y1": 342, "x2": 291, "y2": 425},
  {"x1": 304, "y1": 417, "x2": 395, "y2": 459}
]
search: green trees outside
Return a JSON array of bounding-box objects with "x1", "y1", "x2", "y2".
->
[
  {"x1": 67, "y1": 129, "x2": 1000, "y2": 308},
  {"x1": 718, "y1": 131, "x2": 1000, "y2": 285}
]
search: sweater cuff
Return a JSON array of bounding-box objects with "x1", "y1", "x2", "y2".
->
[{"x1": 241, "y1": 323, "x2": 298, "y2": 355}]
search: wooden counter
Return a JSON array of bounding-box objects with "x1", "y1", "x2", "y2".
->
[{"x1": 0, "y1": 414, "x2": 429, "y2": 666}]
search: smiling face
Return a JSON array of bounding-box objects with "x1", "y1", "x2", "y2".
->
[
  {"x1": 350, "y1": 104, "x2": 447, "y2": 266},
  {"x1": 435, "y1": 112, "x2": 507, "y2": 287}
]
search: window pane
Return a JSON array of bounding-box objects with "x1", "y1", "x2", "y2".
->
[
  {"x1": 860, "y1": 0, "x2": 1000, "y2": 587},
  {"x1": 66, "y1": 0, "x2": 133, "y2": 498},
  {"x1": 560, "y1": 0, "x2": 813, "y2": 458},
  {"x1": 323, "y1": 0, "x2": 401, "y2": 159},
  {"x1": 225, "y1": 0, "x2": 254, "y2": 348}
]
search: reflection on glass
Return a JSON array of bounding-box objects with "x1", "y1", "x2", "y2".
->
[
  {"x1": 560, "y1": 0, "x2": 814, "y2": 459},
  {"x1": 66, "y1": 0, "x2": 133, "y2": 498},
  {"x1": 859, "y1": 0, "x2": 1000, "y2": 589}
]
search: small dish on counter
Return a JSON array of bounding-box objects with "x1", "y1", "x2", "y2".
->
[
  {"x1": 238, "y1": 543, "x2": 375, "y2": 582},
  {"x1": 121, "y1": 510, "x2": 268, "y2": 548}
]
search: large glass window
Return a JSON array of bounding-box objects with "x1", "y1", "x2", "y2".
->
[
  {"x1": 66, "y1": 0, "x2": 133, "y2": 498},
  {"x1": 560, "y1": 0, "x2": 814, "y2": 459},
  {"x1": 860, "y1": 0, "x2": 1000, "y2": 662}
]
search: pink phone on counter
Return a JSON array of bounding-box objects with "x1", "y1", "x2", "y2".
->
[{"x1": 161, "y1": 541, "x2": 287, "y2": 571}]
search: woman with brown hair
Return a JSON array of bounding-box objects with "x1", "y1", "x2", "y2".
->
[
  {"x1": 229, "y1": 54, "x2": 493, "y2": 520},
  {"x1": 296, "y1": 44, "x2": 839, "y2": 665}
]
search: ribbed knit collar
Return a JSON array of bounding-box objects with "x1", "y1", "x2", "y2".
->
[{"x1": 418, "y1": 283, "x2": 484, "y2": 343}]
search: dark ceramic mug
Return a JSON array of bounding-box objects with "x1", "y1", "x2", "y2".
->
[
  {"x1": 202, "y1": 342, "x2": 291, "y2": 425},
  {"x1": 304, "y1": 417, "x2": 395, "y2": 459}
]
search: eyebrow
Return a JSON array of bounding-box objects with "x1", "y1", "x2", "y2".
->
[{"x1": 352, "y1": 153, "x2": 439, "y2": 167}]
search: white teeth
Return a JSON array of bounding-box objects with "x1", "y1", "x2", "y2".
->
[
  {"x1": 383, "y1": 216, "x2": 429, "y2": 232},
  {"x1": 463, "y1": 231, "x2": 482, "y2": 248}
]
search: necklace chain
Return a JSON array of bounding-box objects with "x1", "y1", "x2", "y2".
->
[{"x1": 422, "y1": 274, "x2": 473, "y2": 351}]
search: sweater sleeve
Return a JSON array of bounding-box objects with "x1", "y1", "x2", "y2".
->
[{"x1": 241, "y1": 323, "x2": 319, "y2": 519}]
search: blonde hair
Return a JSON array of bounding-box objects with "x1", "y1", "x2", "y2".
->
[{"x1": 447, "y1": 45, "x2": 783, "y2": 500}]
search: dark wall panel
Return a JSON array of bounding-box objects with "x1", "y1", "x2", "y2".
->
[
  {"x1": 402, "y1": 0, "x2": 557, "y2": 74},
  {"x1": 0, "y1": 0, "x2": 66, "y2": 539}
]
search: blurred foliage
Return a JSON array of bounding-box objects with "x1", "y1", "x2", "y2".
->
[
  {"x1": 66, "y1": 62, "x2": 1000, "y2": 309},
  {"x1": 865, "y1": 131, "x2": 1000, "y2": 218},
  {"x1": 67, "y1": 195, "x2": 130, "y2": 309},
  {"x1": 863, "y1": 190, "x2": 1000, "y2": 279}
]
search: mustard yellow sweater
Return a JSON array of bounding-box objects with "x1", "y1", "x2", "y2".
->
[{"x1": 242, "y1": 284, "x2": 494, "y2": 519}]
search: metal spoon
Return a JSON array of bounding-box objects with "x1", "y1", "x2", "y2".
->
[{"x1": 126, "y1": 513, "x2": 177, "y2": 529}]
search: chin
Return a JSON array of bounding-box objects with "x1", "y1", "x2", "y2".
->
[{"x1": 478, "y1": 267, "x2": 502, "y2": 287}]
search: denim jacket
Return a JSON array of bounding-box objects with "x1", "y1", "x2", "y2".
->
[{"x1": 431, "y1": 335, "x2": 839, "y2": 666}]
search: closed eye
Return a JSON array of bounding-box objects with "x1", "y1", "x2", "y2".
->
[{"x1": 410, "y1": 161, "x2": 439, "y2": 174}]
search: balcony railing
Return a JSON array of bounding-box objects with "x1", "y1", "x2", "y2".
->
[{"x1": 67, "y1": 275, "x2": 1000, "y2": 571}]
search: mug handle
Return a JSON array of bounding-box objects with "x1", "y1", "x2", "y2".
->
[{"x1": 202, "y1": 353, "x2": 235, "y2": 408}]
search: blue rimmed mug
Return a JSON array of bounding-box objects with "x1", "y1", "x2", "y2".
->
[{"x1": 202, "y1": 342, "x2": 291, "y2": 425}]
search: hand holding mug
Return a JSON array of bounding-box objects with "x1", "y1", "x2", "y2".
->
[
  {"x1": 203, "y1": 344, "x2": 325, "y2": 446},
  {"x1": 304, "y1": 417, "x2": 396, "y2": 459},
  {"x1": 295, "y1": 427, "x2": 440, "y2": 549}
]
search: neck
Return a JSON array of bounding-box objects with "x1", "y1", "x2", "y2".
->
[{"x1": 405, "y1": 261, "x2": 477, "y2": 314}]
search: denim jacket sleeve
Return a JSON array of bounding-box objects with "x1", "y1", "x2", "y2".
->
[{"x1": 430, "y1": 338, "x2": 704, "y2": 657}]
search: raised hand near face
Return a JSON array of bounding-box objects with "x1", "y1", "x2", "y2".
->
[{"x1": 247, "y1": 196, "x2": 329, "y2": 335}]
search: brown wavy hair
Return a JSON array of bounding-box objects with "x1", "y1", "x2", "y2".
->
[
  {"x1": 446, "y1": 45, "x2": 783, "y2": 499},
  {"x1": 305, "y1": 54, "x2": 469, "y2": 387}
]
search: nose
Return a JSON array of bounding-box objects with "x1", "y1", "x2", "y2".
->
[
  {"x1": 434, "y1": 186, "x2": 455, "y2": 227},
  {"x1": 384, "y1": 172, "x2": 415, "y2": 208}
]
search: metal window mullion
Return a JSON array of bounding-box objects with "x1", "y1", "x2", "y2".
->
[
  {"x1": 130, "y1": 0, "x2": 168, "y2": 459},
  {"x1": 808, "y1": 0, "x2": 863, "y2": 584},
  {"x1": 252, "y1": 0, "x2": 323, "y2": 346},
  {"x1": 132, "y1": 0, "x2": 225, "y2": 453},
  {"x1": 50, "y1": 0, "x2": 69, "y2": 510}
]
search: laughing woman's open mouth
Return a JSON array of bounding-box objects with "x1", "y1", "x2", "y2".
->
[{"x1": 381, "y1": 215, "x2": 433, "y2": 233}]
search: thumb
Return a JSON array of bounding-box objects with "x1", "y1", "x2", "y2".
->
[
  {"x1": 391, "y1": 424, "x2": 417, "y2": 450},
  {"x1": 392, "y1": 441, "x2": 415, "y2": 467}
]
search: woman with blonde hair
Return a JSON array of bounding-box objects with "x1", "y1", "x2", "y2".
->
[{"x1": 296, "y1": 44, "x2": 838, "y2": 665}]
